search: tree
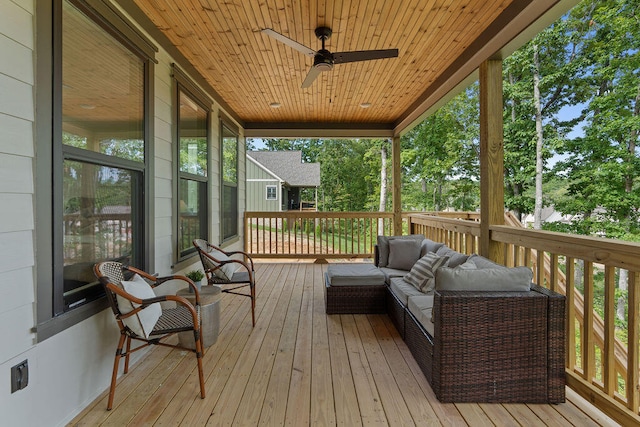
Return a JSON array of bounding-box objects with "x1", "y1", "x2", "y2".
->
[{"x1": 401, "y1": 88, "x2": 479, "y2": 212}]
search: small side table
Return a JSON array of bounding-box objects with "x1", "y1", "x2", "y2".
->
[{"x1": 177, "y1": 285, "x2": 221, "y2": 349}]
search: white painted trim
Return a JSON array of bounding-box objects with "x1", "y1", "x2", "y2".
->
[
  {"x1": 265, "y1": 184, "x2": 277, "y2": 200},
  {"x1": 246, "y1": 154, "x2": 284, "y2": 182}
]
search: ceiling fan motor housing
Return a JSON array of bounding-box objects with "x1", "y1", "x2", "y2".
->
[{"x1": 314, "y1": 49, "x2": 334, "y2": 71}]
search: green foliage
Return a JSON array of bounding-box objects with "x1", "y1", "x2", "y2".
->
[
  {"x1": 185, "y1": 270, "x2": 204, "y2": 282},
  {"x1": 550, "y1": 0, "x2": 640, "y2": 239},
  {"x1": 400, "y1": 86, "x2": 480, "y2": 211}
]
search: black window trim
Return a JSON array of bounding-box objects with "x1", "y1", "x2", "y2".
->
[
  {"x1": 35, "y1": 0, "x2": 155, "y2": 342},
  {"x1": 172, "y1": 69, "x2": 212, "y2": 262},
  {"x1": 220, "y1": 115, "x2": 240, "y2": 243}
]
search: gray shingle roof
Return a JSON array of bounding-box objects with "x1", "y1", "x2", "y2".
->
[{"x1": 247, "y1": 151, "x2": 320, "y2": 187}]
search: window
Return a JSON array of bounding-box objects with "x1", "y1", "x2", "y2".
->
[
  {"x1": 177, "y1": 88, "x2": 209, "y2": 259},
  {"x1": 36, "y1": 0, "x2": 153, "y2": 339},
  {"x1": 266, "y1": 185, "x2": 277, "y2": 200},
  {"x1": 221, "y1": 122, "x2": 239, "y2": 241}
]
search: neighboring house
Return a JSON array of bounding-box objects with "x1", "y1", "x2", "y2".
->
[{"x1": 246, "y1": 151, "x2": 321, "y2": 211}]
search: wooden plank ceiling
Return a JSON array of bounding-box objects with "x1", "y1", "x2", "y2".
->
[{"x1": 118, "y1": 0, "x2": 566, "y2": 136}]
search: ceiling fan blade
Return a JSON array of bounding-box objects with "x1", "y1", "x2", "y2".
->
[
  {"x1": 262, "y1": 29, "x2": 316, "y2": 57},
  {"x1": 333, "y1": 49, "x2": 399, "y2": 64},
  {"x1": 301, "y1": 66, "x2": 322, "y2": 88}
]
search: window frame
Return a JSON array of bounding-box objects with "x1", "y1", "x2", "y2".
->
[
  {"x1": 220, "y1": 118, "x2": 239, "y2": 243},
  {"x1": 173, "y1": 70, "x2": 211, "y2": 262},
  {"x1": 35, "y1": 0, "x2": 155, "y2": 341},
  {"x1": 266, "y1": 185, "x2": 277, "y2": 200}
]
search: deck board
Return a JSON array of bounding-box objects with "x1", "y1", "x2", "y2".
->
[{"x1": 69, "y1": 262, "x2": 620, "y2": 426}]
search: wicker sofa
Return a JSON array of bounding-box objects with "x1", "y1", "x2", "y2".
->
[{"x1": 375, "y1": 235, "x2": 566, "y2": 403}]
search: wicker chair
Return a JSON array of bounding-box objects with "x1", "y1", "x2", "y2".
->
[
  {"x1": 193, "y1": 239, "x2": 256, "y2": 326},
  {"x1": 94, "y1": 261, "x2": 206, "y2": 410}
]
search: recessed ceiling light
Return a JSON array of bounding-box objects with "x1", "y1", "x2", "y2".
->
[
  {"x1": 270, "y1": 102, "x2": 281, "y2": 108},
  {"x1": 360, "y1": 102, "x2": 372, "y2": 108},
  {"x1": 79, "y1": 104, "x2": 96, "y2": 110}
]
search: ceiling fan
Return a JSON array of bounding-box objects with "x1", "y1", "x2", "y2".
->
[{"x1": 262, "y1": 26, "x2": 399, "y2": 88}]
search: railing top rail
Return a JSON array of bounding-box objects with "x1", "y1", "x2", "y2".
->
[
  {"x1": 407, "y1": 215, "x2": 482, "y2": 236},
  {"x1": 245, "y1": 211, "x2": 395, "y2": 219},
  {"x1": 405, "y1": 211, "x2": 481, "y2": 221},
  {"x1": 490, "y1": 224, "x2": 640, "y2": 271}
]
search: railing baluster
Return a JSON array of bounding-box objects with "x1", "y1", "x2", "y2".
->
[
  {"x1": 583, "y1": 261, "x2": 595, "y2": 382},
  {"x1": 627, "y1": 271, "x2": 639, "y2": 412},
  {"x1": 566, "y1": 257, "x2": 576, "y2": 371},
  {"x1": 604, "y1": 265, "x2": 616, "y2": 395}
]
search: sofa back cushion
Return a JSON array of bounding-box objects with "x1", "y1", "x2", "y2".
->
[
  {"x1": 387, "y1": 238, "x2": 423, "y2": 270},
  {"x1": 435, "y1": 264, "x2": 533, "y2": 292},
  {"x1": 376, "y1": 234, "x2": 425, "y2": 268},
  {"x1": 435, "y1": 245, "x2": 470, "y2": 268}
]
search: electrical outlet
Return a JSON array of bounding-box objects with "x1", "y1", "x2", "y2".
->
[{"x1": 11, "y1": 360, "x2": 28, "y2": 393}]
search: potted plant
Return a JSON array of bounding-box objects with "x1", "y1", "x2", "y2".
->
[{"x1": 185, "y1": 269, "x2": 205, "y2": 292}]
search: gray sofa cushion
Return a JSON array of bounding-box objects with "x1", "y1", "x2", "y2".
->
[
  {"x1": 436, "y1": 245, "x2": 469, "y2": 268},
  {"x1": 377, "y1": 234, "x2": 425, "y2": 268},
  {"x1": 389, "y1": 277, "x2": 425, "y2": 305},
  {"x1": 407, "y1": 295, "x2": 435, "y2": 337},
  {"x1": 435, "y1": 265, "x2": 533, "y2": 292},
  {"x1": 467, "y1": 254, "x2": 503, "y2": 269},
  {"x1": 326, "y1": 263, "x2": 386, "y2": 286},
  {"x1": 421, "y1": 238, "x2": 445, "y2": 255},
  {"x1": 379, "y1": 267, "x2": 408, "y2": 283},
  {"x1": 387, "y1": 238, "x2": 423, "y2": 270}
]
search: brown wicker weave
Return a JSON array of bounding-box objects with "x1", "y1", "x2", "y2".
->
[
  {"x1": 94, "y1": 261, "x2": 206, "y2": 410},
  {"x1": 532, "y1": 284, "x2": 567, "y2": 403},
  {"x1": 404, "y1": 308, "x2": 434, "y2": 383},
  {"x1": 324, "y1": 273, "x2": 387, "y2": 314},
  {"x1": 386, "y1": 288, "x2": 407, "y2": 339},
  {"x1": 431, "y1": 290, "x2": 550, "y2": 403}
]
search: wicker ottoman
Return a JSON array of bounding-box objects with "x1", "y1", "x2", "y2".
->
[{"x1": 325, "y1": 264, "x2": 387, "y2": 314}]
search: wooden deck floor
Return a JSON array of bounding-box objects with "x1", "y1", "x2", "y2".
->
[{"x1": 70, "y1": 262, "x2": 620, "y2": 426}]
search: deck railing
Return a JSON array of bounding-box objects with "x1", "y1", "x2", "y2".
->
[
  {"x1": 244, "y1": 211, "x2": 396, "y2": 259},
  {"x1": 406, "y1": 212, "x2": 640, "y2": 426}
]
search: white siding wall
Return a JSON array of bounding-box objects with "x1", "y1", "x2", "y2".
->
[
  {"x1": 0, "y1": 2, "x2": 246, "y2": 425},
  {"x1": 0, "y1": 0, "x2": 39, "y2": 425},
  {"x1": 154, "y1": 51, "x2": 176, "y2": 272}
]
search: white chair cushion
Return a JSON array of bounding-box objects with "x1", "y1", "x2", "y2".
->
[
  {"x1": 117, "y1": 274, "x2": 161, "y2": 338},
  {"x1": 208, "y1": 248, "x2": 237, "y2": 281}
]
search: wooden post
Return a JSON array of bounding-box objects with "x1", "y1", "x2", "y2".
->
[
  {"x1": 479, "y1": 59, "x2": 504, "y2": 261},
  {"x1": 391, "y1": 136, "x2": 402, "y2": 235}
]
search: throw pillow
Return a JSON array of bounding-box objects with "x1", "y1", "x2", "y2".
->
[
  {"x1": 208, "y1": 248, "x2": 237, "y2": 281},
  {"x1": 435, "y1": 245, "x2": 469, "y2": 268},
  {"x1": 420, "y1": 238, "x2": 445, "y2": 256},
  {"x1": 435, "y1": 265, "x2": 533, "y2": 292},
  {"x1": 117, "y1": 274, "x2": 161, "y2": 338},
  {"x1": 404, "y1": 252, "x2": 450, "y2": 293},
  {"x1": 387, "y1": 238, "x2": 422, "y2": 270},
  {"x1": 376, "y1": 234, "x2": 425, "y2": 267}
]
